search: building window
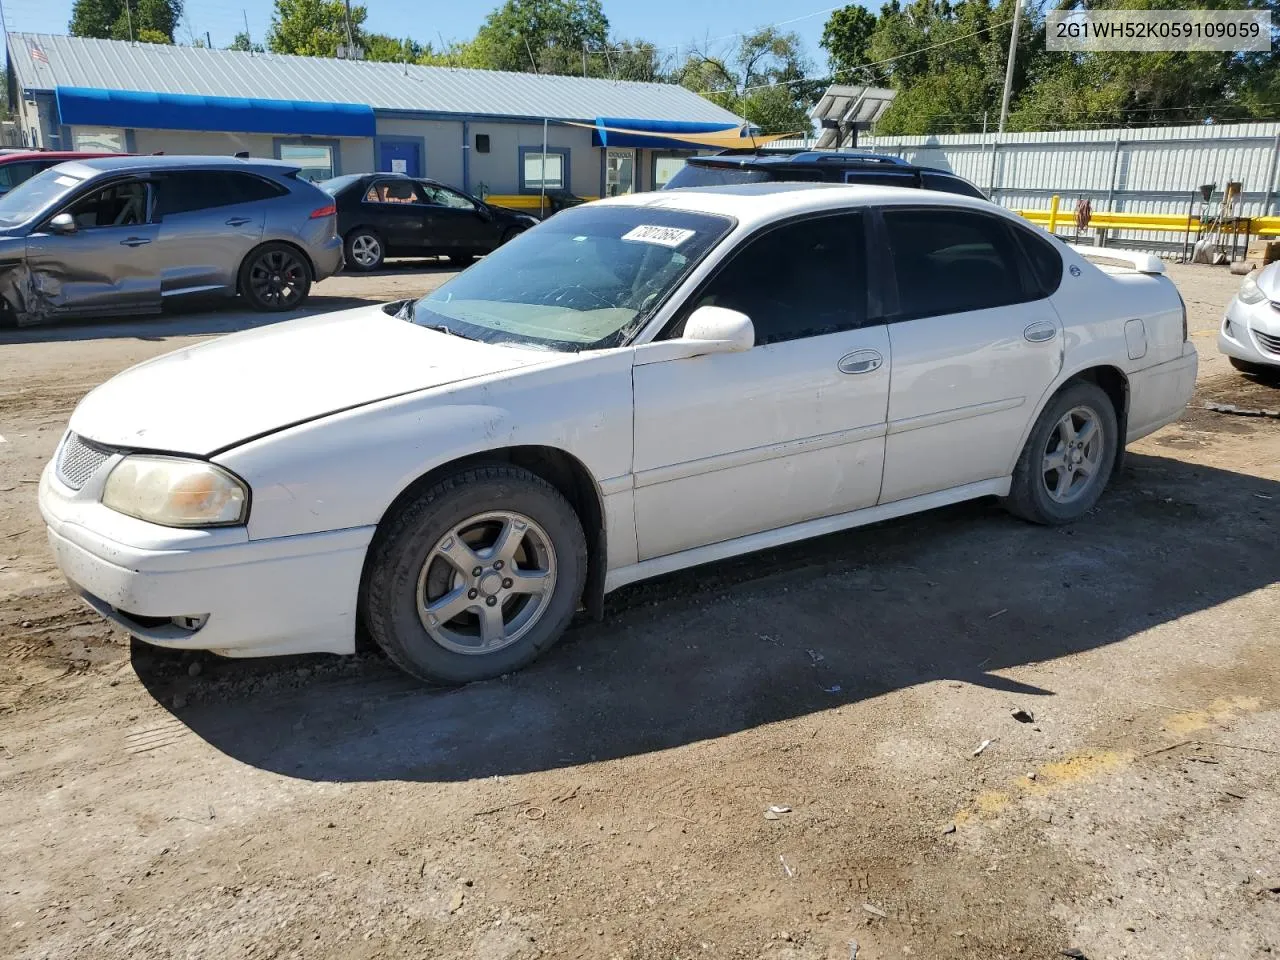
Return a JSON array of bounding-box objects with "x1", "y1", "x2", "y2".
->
[
  {"x1": 653, "y1": 155, "x2": 688, "y2": 190},
  {"x1": 475, "y1": 134, "x2": 490, "y2": 153},
  {"x1": 519, "y1": 146, "x2": 568, "y2": 193},
  {"x1": 275, "y1": 140, "x2": 338, "y2": 181},
  {"x1": 71, "y1": 127, "x2": 126, "y2": 153}
]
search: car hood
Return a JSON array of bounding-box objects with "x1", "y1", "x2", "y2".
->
[
  {"x1": 1254, "y1": 261, "x2": 1280, "y2": 300},
  {"x1": 69, "y1": 303, "x2": 556, "y2": 455}
]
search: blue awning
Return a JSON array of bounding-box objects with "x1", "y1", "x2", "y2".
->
[
  {"x1": 591, "y1": 117, "x2": 744, "y2": 149},
  {"x1": 55, "y1": 86, "x2": 376, "y2": 138}
]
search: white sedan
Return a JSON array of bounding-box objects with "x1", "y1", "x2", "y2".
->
[
  {"x1": 40, "y1": 184, "x2": 1198, "y2": 684},
  {"x1": 1221, "y1": 263, "x2": 1280, "y2": 378}
]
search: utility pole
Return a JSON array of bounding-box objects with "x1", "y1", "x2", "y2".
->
[
  {"x1": 206, "y1": 31, "x2": 212, "y2": 48},
  {"x1": 123, "y1": 0, "x2": 134, "y2": 43},
  {"x1": 243, "y1": 9, "x2": 254, "y2": 56},
  {"x1": 998, "y1": 0, "x2": 1023, "y2": 133}
]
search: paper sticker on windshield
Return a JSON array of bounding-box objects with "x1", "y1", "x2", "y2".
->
[
  {"x1": 54, "y1": 175, "x2": 80, "y2": 186},
  {"x1": 622, "y1": 225, "x2": 695, "y2": 248}
]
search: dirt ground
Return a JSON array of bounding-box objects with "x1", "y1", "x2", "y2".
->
[{"x1": 1, "y1": 261, "x2": 1278, "y2": 960}]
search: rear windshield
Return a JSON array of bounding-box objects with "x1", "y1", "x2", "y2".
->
[
  {"x1": 663, "y1": 163, "x2": 772, "y2": 189},
  {"x1": 0, "y1": 166, "x2": 86, "y2": 226},
  {"x1": 317, "y1": 174, "x2": 365, "y2": 196}
]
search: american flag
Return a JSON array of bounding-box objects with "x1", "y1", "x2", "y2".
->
[{"x1": 29, "y1": 44, "x2": 48, "y2": 64}]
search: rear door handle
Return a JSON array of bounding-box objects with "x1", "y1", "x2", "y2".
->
[
  {"x1": 1023, "y1": 320, "x2": 1057, "y2": 343},
  {"x1": 838, "y1": 349, "x2": 884, "y2": 374},
  {"x1": 225, "y1": 217, "x2": 252, "y2": 227},
  {"x1": 120, "y1": 237, "x2": 151, "y2": 247}
]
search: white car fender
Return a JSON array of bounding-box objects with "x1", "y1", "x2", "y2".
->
[{"x1": 215, "y1": 350, "x2": 636, "y2": 557}]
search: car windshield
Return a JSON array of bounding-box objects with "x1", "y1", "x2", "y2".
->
[
  {"x1": 408, "y1": 204, "x2": 735, "y2": 351},
  {"x1": 663, "y1": 163, "x2": 772, "y2": 190},
  {"x1": 317, "y1": 174, "x2": 364, "y2": 196},
  {"x1": 0, "y1": 166, "x2": 85, "y2": 225}
]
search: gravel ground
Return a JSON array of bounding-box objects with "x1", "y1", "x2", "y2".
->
[{"x1": 1, "y1": 261, "x2": 1277, "y2": 960}]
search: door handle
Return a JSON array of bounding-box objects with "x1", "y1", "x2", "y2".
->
[
  {"x1": 1023, "y1": 320, "x2": 1057, "y2": 343},
  {"x1": 837, "y1": 349, "x2": 884, "y2": 375},
  {"x1": 119, "y1": 237, "x2": 151, "y2": 247},
  {"x1": 225, "y1": 217, "x2": 252, "y2": 227}
]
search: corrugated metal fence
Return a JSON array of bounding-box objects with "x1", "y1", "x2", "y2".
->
[{"x1": 773, "y1": 122, "x2": 1280, "y2": 250}]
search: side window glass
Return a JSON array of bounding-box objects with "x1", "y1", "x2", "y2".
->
[
  {"x1": 66, "y1": 181, "x2": 148, "y2": 228},
  {"x1": 365, "y1": 180, "x2": 421, "y2": 204},
  {"x1": 920, "y1": 172, "x2": 986, "y2": 199},
  {"x1": 1014, "y1": 226, "x2": 1064, "y2": 297},
  {"x1": 227, "y1": 173, "x2": 287, "y2": 204},
  {"x1": 882, "y1": 209, "x2": 1028, "y2": 318},
  {"x1": 691, "y1": 213, "x2": 867, "y2": 346},
  {"x1": 156, "y1": 172, "x2": 218, "y2": 216},
  {"x1": 422, "y1": 184, "x2": 475, "y2": 210}
]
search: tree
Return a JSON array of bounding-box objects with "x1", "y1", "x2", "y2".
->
[
  {"x1": 674, "y1": 27, "x2": 814, "y2": 134},
  {"x1": 363, "y1": 34, "x2": 427, "y2": 63},
  {"x1": 267, "y1": 0, "x2": 367, "y2": 58},
  {"x1": 821, "y1": 4, "x2": 879, "y2": 83},
  {"x1": 69, "y1": 0, "x2": 183, "y2": 43},
  {"x1": 228, "y1": 31, "x2": 265, "y2": 53},
  {"x1": 469, "y1": 0, "x2": 608, "y2": 74}
]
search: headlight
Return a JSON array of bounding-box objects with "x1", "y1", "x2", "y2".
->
[
  {"x1": 102, "y1": 456, "x2": 248, "y2": 527},
  {"x1": 1238, "y1": 273, "x2": 1267, "y2": 304}
]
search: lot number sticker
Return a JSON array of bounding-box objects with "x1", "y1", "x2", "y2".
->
[{"x1": 622, "y1": 225, "x2": 696, "y2": 248}]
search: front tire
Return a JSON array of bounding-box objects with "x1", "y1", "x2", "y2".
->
[
  {"x1": 364, "y1": 465, "x2": 587, "y2": 684},
  {"x1": 344, "y1": 228, "x2": 385, "y2": 271},
  {"x1": 1003, "y1": 380, "x2": 1119, "y2": 525},
  {"x1": 239, "y1": 243, "x2": 312, "y2": 311}
]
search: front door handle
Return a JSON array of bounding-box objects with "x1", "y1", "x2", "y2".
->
[
  {"x1": 838, "y1": 349, "x2": 884, "y2": 375},
  {"x1": 225, "y1": 217, "x2": 252, "y2": 227},
  {"x1": 1023, "y1": 320, "x2": 1057, "y2": 343},
  {"x1": 120, "y1": 237, "x2": 151, "y2": 247}
]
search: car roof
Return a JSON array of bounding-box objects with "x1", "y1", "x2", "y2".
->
[
  {"x1": 0, "y1": 150, "x2": 122, "y2": 163},
  {"x1": 687, "y1": 150, "x2": 975, "y2": 180},
  {"x1": 51, "y1": 155, "x2": 300, "y2": 177},
  {"x1": 596, "y1": 180, "x2": 1010, "y2": 228}
]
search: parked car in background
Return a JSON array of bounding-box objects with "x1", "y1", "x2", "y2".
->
[
  {"x1": 1220, "y1": 265, "x2": 1280, "y2": 380},
  {"x1": 0, "y1": 150, "x2": 125, "y2": 197},
  {"x1": 41, "y1": 183, "x2": 1197, "y2": 684},
  {"x1": 0, "y1": 155, "x2": 342, "y2": 325},
  {"x1": 319, "y1": 172, "x2": 538, "y2": 271},
  {"x1": 664, "y1": 150, "x2": 988, "y2": 199}
]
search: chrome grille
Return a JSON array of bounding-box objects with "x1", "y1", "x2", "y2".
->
[
  {"x1": 55, "y1": 433, "x2": 112, "y2": 490},
  {"x1": 1256, "y1": 329, "x2": 1280, "y2": 356}
]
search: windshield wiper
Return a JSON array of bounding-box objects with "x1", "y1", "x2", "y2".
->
[{"x1": 393, "y1": 299, "x2": 416, "y2": 322}]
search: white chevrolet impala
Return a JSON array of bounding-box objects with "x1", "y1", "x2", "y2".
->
[{"x1": 40, "y1": 184, "x2": 1198, "y2": 684}]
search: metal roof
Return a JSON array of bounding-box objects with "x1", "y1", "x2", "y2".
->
[{"x1": 9, "y1": 33, "x2": 744, "y2": 126}]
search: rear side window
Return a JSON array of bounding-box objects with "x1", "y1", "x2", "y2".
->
[
  {"x1": 1014, "y1": 225, "x2": 1064, "y2": 297},
  {"x1": 882, "y1": 208, "x2": 1031, "y2": 319},
  {"x1": 157, "y1": 171, "x2": 286, "y2": 215},
  {"x1": 687, "y1": 212, "x2": 867, "y2": 345},
  {"x1": 0, "y1": 161, "x2": 41, "y2": 191},
  {"x1": 921, "y1": 172, "x2": 987, "y2": 199},
  {"x1": 844, "y1": 170, "x2": 919, "y2": 189}
]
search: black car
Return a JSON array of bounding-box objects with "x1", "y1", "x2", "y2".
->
[
  {"x1": 318, "y1": 173, "x2": 538, "y2": 271},
  {"x1": 664, "y1": 150, "x2": 986, "y2": 199}
]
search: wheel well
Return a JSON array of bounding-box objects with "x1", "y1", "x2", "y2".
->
[
  {"x1": 369, "y1": 446, "x2": 608, "y2": 618},
  {"x1": 1065, "y1": 364, "x2": 1129, "y2": 470},
  {"x1": 237, "y1": 240, "x2": 315, "y2": 294}
]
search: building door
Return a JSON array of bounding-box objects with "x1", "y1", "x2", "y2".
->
[
  {"x1": 605, "y1": 148, "x2": 635, "y2": 197},
  {"x1": 379, "y1": 140, "x2": 422, "y2": 177}
]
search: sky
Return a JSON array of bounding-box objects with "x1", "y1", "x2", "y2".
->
[{"x1": 0, "y1": 0, "x2": 845, "y2": 67}]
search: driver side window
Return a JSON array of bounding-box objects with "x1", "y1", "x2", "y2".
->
[
  {"x1": 687, "y1": 212, "x2": 868, "y2": 346},
  {"x1": 65, "y1": 181, "x2": 149, "y2": 229},
  {"x1": 421, "y1": 184, "x2": 476, "y2": 211}
]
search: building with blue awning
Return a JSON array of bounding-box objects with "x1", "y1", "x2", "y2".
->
[{"x1": 6, "y1": 33, "x2": 751, "y2": 204}]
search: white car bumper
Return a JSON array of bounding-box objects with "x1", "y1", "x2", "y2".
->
[
  {"x1": 1219, "y1": 296, "x2": 1280, "y2": 368},
  {"x1": 39, "y1": 458, "x2": 372, "y2": 658}
]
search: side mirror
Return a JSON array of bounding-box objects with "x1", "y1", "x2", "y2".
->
[
  {"x1": 476, "y1": 204, "x2": 493, "y2": 221},
  {"x1": 48, "y1": 212, "x2": 77, "y2": 235},
  {"x1": 682, "y1": 305, "x2": 754, "y2": 353}
]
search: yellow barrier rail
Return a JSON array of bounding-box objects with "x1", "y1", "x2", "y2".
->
[
  {"x1": 485, "y1": 194, "x2": 601, "y2": 216},
  {"x1": 1014, "y1": 194, "x2": 1280, "y2": 238}
]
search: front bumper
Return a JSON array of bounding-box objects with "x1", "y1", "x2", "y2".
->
[
  {"x1": 39, "y1": 458, "x2": 373, "y2": 658},
  {"x1": 1219, "y1": 297, "x2": 1280, "y2": 368}
]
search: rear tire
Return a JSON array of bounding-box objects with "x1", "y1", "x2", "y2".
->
[
  {"x1": 344, "y1": 228, "x2": 384, "y2": 271},
  {"x1": 364, "y1": 465, "x2": 587, "y2": 685},
  {"x1": 1003, "y1": 380, "x2": 1119, "y2": 525},
  {"x1": 239, "y1": 243, "x2": 312, "y2": 312}
]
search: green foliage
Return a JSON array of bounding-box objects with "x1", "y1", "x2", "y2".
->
[
  {"x1": 672, "y1": 27, "x2": 814, "y2": 133},
  {"x1": 228, "y1": 31, "x2": 265, "y2": 53},
  {"x1": 470, "y1": 0, "x2": 608, "y2": 74},
  {"x1": 69, "y1": 0, "x2": 183, "y2": 43},
  {"x1": 267, "y1": 0, "x2": 367, "y2": 58}
]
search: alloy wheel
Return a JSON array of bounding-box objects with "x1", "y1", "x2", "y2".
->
[
  {"x1": 415, "y1": 510, "x2": 558, "y2": 655},
  {"x1": 350, "y1": 234, "x2": 381, "y2": 268},
  {"x1": 248, "y1": 249, "x2": 306, "y2": 308},
  {"x1": 1042, "y1": 405, "x2": 1105, "y2": 504}
]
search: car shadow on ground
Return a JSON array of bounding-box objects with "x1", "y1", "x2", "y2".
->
[
  {"x1": 0, "y1": 293, "x2": 389, "y2": 345},
  {"x1": 133, "y1": 452, "x2": 1279, "y2": 784}
]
